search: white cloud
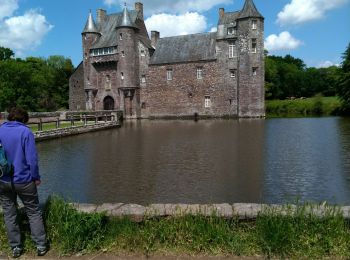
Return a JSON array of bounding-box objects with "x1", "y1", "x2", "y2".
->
[
  {"x1": 317, "y1": 60, "x2": 340, "y2": 68},
  {"x1": 0, "y1": 9, "x2": 53, "y2": 54},
  {"x1": 145, "y1": 12, "x2": 207, "y2": 37},
  {"x1": 264, "y1": 31, "x2": 303, "y2": 51},
  {"x1": 103, "y1": 0, "x2": 232, "y2": 15},
  {"x1": 277, "y1": 0, "x2": 349, "y2": 25},
  {"x1": 209, "y1": 26, "x2": 217, "y2": 32},
  {"x1": 0, "y1": 0, "x2": 18, "y2": 20}
]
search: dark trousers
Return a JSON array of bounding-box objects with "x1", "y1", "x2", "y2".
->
[{"x1": 0, "y1": 181, "x2": 46, "y2": 248}]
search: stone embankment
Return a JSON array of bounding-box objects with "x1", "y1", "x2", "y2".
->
[
  {"x1": 34, "y1": 121, "x2": 120, "y2": 141},
  {"x1": 72, "y1": 203, "x2": 350, "y2": 222}
]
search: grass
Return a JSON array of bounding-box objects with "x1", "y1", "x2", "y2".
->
[
  {"x1": 28, "y1": 121, "x2": 93, "y2": 132},
  {"x1": 0, "y1": 197, "x2": 349, "y2": 258},
  {"x1": 266, "y1": 96, "x2": 342, "y2": 118}
]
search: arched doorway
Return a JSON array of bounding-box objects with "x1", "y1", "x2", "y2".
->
[{"x1": 103, "y1": 96, "x2": 115, "y2": 110}]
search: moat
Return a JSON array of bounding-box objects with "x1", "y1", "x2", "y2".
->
[{"x1": 37, "y1": 117, "x2": 350, "y2": 205}]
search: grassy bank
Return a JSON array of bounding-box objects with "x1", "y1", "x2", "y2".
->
[
  {"x1": 1, "y1": 197, "x2": 349, "y2": 258},
  {"x1": 266, "y1": 96, "x2": 342, "y2": 118}
]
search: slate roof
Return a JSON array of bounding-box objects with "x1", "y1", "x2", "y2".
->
[
  {"x1": 91, "y1": 10, "x2": 138, "y2": 49},
  {"x1": 238, "y1": 0, "x2": 263, "y2": 19},
  {"x1": 150, "y1": 32, "x2": 217, "y2": 65},
  {"x1": 117, "y1": 6, "x2": 137, "y2": 28},
  {"x1": 82, "y1": 12, "x2": 99, "y2": 34},
  {"x1": 218, "y1": 11, "x2": 239, "y2": 25}
]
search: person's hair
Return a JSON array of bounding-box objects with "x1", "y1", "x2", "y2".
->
[{"x1": 7, "y1": 107, "x2": 29, "y2": 123}]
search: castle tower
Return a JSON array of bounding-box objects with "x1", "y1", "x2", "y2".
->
[
  {"x1": 82, "y1": 11, "x2": 100, "y2": 110},
  {"x1": 236, "y1": 0, "x2": 265, "y2": 117},
  {"x1": 116, "y1": 5, "x2": 140, "y2": 118}
]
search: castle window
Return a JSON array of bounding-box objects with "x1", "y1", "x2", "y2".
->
[
  {"x1": 229, "y1": 42, "x2": 235, "y2": 58},
  {"x1": 205, "y1": 96, "x2": 211, "y2": 108},
  {"x1": 230, "y1": 69, "x2": 237, "y2": 78},
  {"x1": 252, "y1": 20, "x2": 257, "y2": 30},
  {"x1": 141, "y1": 102, "x2": 146, "y2": 109},
  {"x1": 119, "y1": 33, "x2": 123, "y2": 40},
  {"x1": 140, "y1": 49, "x2": 145, "y2": 56},
  {"x1": 121, "y1": 72, "x2": 124, "y2": 80},
  {"x1": 167, "y1": 69, "x2": 173, "y2": 81},
  {"x1": 105, "y1": 75, "x2": 111, "y2": 90},
  {"x1": 251, "y1": 39, "x2": 257, "y2": 53},
  {"x1": 141, "y1": 75, "x2": 146, "y2": 83},
  {"x1": 197, "y1": 67, "x2": 203, "y2": 79},
  {"x1": 227, "y1": 26, "x2": 236, "y2": 35},
  {"x1": 121, "y1": 51, "x2": 125, "y2": 57},
  {"x1": 252, "y1": 67, "x2": 258, "y2": 76}
]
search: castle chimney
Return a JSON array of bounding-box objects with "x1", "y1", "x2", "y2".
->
[
  {"x1": 151, "y1": 31, "x2": 160, "y2": 47},
  {"x1": 135, "y1": 2, "x2": 144, "y2": 20},
  {"x1": 97, "y1": 9, "x2": 107, "y2": 25},
  {"x1": 219, "y1": 8, "x2": 225, "y2": 19}
]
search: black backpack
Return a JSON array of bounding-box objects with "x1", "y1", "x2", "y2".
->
[{"x1": 0, "y1": 143, "x2": 14, "y2": 178}]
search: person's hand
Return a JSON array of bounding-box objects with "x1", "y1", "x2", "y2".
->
[{"x1": 35, "y1": 180, "x2": 41, "y2": 186}]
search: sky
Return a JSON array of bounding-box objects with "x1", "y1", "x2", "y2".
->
[{"x1": 0, "y1": 0, "x2": 349, "y2": 68}]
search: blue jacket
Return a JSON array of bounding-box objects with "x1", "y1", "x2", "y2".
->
[{"x1": 0, "y1": 121, "x2": 40, "y2": 183}]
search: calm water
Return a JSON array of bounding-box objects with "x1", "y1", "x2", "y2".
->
[{"x1": 37, "y1": 117, "x2": 350, "y2": 205}]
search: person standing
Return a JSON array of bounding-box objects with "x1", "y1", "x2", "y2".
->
[{"x1": 0, "y1": 107, "x2": 47, "y2": 258}]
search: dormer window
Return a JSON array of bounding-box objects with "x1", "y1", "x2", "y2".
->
[{"x1": 227, "y1": 26, "x2": 236, "y2": 35}]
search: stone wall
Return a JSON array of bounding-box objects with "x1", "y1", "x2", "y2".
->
[
  {"x1": 69, "y1": 62, "x2": 85, "y2": 111},
  {"x1": 141, "y1": 60, "x2": 238, "y2": 118},
  {"x1": 34, "y1": 121, "x2": 120, "y2": 141},
  {"x1": 72, "y1": 202, "x2": 350, "y2": 222}
]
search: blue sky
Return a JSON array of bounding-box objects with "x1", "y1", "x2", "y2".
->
[{"x1": 0, "y1": 0, "x2": 349, "y2": 68}]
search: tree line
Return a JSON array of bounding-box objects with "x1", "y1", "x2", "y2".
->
[
  {"x1": 265, "y1": 43, "x2": 350, "y2": 114},
  {"x1": 0, "y1": 44, "x2": 349, "y2": 114},
  {"x1": 0, "y1": 47, "x2": 74, "y2": 112}
]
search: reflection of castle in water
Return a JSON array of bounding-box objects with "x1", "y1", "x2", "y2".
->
[
  {"x1": 69, "y1": 0, "x2": 265, "y2": 119},
  {"x1": 84, "y1": 120, "x2": 265, "y2": 205}
]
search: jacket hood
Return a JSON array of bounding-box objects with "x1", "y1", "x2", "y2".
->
[{"x1": 1, "y1": 121, "x2": 27, "y2": 128}]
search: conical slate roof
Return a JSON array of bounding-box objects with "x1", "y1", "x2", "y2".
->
[
  {"x1": 238, "y1": 0, "x2": 263, "y2": 19},
  {"x1": 116, "y1": 5, "x2": 137, "y2": 28},
  {"x1": 82, "y1": 11, "x2": 99, "y2": 33}
]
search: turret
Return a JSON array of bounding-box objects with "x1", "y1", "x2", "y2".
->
[
  {"x1": 238, "y1": 0, "x2": 263, "y2": 19},
  {"x1": 116, "y1": 5, "x2": 138, "y2": 90},
  {"x1": 237, "y1": 0, "x2": 265, "y2": 117},
  {"x1": 114, "y1": 5, "x2": 140, "y2": 117},
  {"x1": 82, "y1": 11, "x2": 100, "y2": 110}
]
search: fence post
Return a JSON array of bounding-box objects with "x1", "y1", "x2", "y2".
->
[
  {"x1": 56, "y1": 118, "x2": 60, "y2": 129},
  {"x1": 95, "y1": 115, "x2": 98, "y2": 124},
  {"x1": 84, "y1": 115, "x2": 87, "y2": 126},
  {"x1": 70, "y1": 116, "x2": 74, "y2": 127},
  {"x1": 38, "y1": 118, "x2": 43, "y2": 131},
  {"x1": 105, "y1": 114, "x2": 108, "y2": 122}
]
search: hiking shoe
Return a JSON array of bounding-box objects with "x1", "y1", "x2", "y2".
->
[
  {"x1": 37, "y1": 246, "x2": 48, "y2": 257},
  {"x1": 12, "y1": 246, "x2": 23, "y2": 258}
]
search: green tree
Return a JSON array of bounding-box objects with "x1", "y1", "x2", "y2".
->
[
  {"x1": 338, "y1": 43, "x2": 350, "y2": 113},
  {"x1": 0, "y1": 46, "x2": 14, "y2": 61}
]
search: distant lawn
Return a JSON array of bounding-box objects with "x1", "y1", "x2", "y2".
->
[
  {"x1": 266, "y1": 96, "x2": 342, "y2": 118},
  {"x1": 29, "y1": 121, "x2": 91, "y2": 132}
]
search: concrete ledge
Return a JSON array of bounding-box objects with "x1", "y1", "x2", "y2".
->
[
  {"x1": 70, "y1": 203, "x2": 350, "y2": 222},
  {"x1": 34, "y1": 121, "x2": 120, "y2": 141}
]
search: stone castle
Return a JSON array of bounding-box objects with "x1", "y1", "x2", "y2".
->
[{"x1": 69, "y1": 0, "x2": 265, "y2": 118}]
